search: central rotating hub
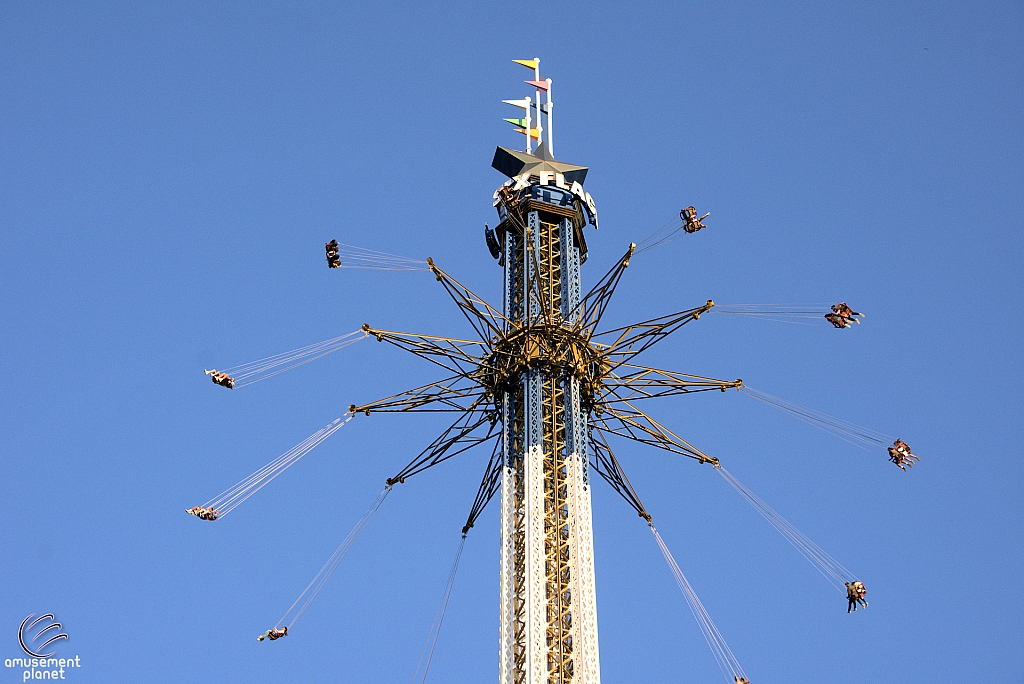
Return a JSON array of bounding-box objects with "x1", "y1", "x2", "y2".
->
[{"x1": 480, "y1": 323, "x2": 608, "y2": 405}]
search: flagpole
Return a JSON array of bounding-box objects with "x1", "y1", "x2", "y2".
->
[
  {"x1": 533, "y1": 57, "x2": 542, "y2": 149},
  {"x1": 503, "y1": 96, "x2": 532, "y2": 150},
  {"x1": 546, "y1": 78, "x2": 553, "y2": 157},
  {"x1": 525, "y1": 96, "x2": 532, "y2": 154}
]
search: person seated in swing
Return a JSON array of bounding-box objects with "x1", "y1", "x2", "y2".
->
[
  {"x1": 258, "y1": 626, "x2": 288, "y2": 641},
  {"x1": 825, "y1": 302, "x2": 862, "y2": 328},
  {"x1": 495, "y1": 184, "x2": 522, "y2": 213},
  {"x1": 325, "y1": 240, "x2": 341, "y2": 268},
  {"x1": 186, "y1": 506, "x2": 219, "y2": 520},
  {"x1": 825, "y1": 311, "x2": 848, "y2": 328},
  {"x1": 888, "y1": 443, "x2": 905, "y2": 468},
  {"x1": 854, "y1": 581, "x2": 867, "y2": 608},
  {"x1": 680, "y1": 206, "x2": 710, "y2": 233},
  {"x1": 205, "y1": 369, "x2": 235, "y2": 389},
  {"x1": 845, "y1": 582, "x2": 858, "y2": 612},
  {"x1": 888, "y1": 439, "x2": 917, "y2": 470},
  {"x1": 846, "y1": 582, "x2": 868, "y2": 612},
  {"x1": 734, "y1": 677, "x2": 750, "y2": 684}
]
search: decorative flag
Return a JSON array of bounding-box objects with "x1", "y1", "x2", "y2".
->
[
  {"x1": 513, "y1": 59, "x2": 537, "y2": 69},
  {"x1": 504, "y1": 118, "x2": 528, "y2": 127},
  {"x1": 525, "y1": 79, "x2": 549, "y2": 91},
  {"x1": 502, "y1": 98, "x2": 531, "y2": 110},
  {"x1": 515, "y1": 128, "x2": 541, "y2": 139}
]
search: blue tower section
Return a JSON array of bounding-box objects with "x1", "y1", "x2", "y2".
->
[{"x1": 491, "y1": 142, "x2": 602, "y2": 684}]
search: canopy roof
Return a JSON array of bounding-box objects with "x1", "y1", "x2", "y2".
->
[{"x1": 491, "y1": 142, "x2": 589, "y2": 186}]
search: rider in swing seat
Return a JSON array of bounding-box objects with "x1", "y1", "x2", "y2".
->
[
  {"x1": 846, "y1": 581, "x2": 868, "y2": 612},
  {"x1": 680, "y1": 206, "x2": 710, "y2": 233},
  {"x1": 325, "y1": 240, "x2": 341, "y2": 268},
  {"x1": 258, "y1": 626, "x2": 288, "y2": 641},
  {"x1": 825, "y1": 302, "x2": 862, "y2": 329}
]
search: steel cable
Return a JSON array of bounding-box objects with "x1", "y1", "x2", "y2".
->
[
  {"x1": 633, "y1": 215, "x2": 687, "y2": 255},
  {"x1": 708, "y1": 303, "x2": 840, "y2": 327},
  {"x1": 739, "y1": 387, "x2": 892, "y2": 451},
  {"x1": 717, "y1": 467, "x2": 858, "y2": 591},
  {"x1": 412, "y1": 534, "x2": 466, "y2": 684},
  {"x1": 216, "y1": 330, "x2": 368, "y2": 388},
  {"x1": 279, "y1": 486, "x2": 392, "y2": 630},
  {"x1": 200, "y1": 416, "x2": 352, "y2": 516},
  {"x1": 651, "y1": 525, "x2": 748, "y2": 683},
  {"x1": 332, "y1": 243, "x2": 428, "y2": 271}
]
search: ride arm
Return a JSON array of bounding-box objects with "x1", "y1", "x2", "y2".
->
[
  {"x1": 387, "y1": 402, "x2": 499, "y2": 485},
  {"x1": 600, "y1": 364, "x2": 742, "y2": 403},
  {"x1": 426, "y1": 259, "x2": 512, "y2": 341},
  {"x1": 461, "y1": 439, "x2": 504, "y2": 534},
  {"x1": 593, "y1": 300, "x2": 714, "y2": 369},
  {"x1": 590, "y1": 429, "x2": 651, "y2": 521},
  {"x1": 362, "y1": 324, "x2": 487, "y2": 378},
  {"x1": 350, "y1": 375, "x2": 488, "y2": 415},
  {"x1": 570, "y1": 243, "x2": 635, "y2": 332},
  {"x1": 593, "y1": 396, "x2": 718, "y2": 465}
]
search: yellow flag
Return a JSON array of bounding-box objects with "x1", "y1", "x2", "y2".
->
[
  {"x1": 513, "y1": 59, "x2": 537, "y2": 69},
  {"x1": 516, "y1": 128, "x2": 541, "y2": 139}
]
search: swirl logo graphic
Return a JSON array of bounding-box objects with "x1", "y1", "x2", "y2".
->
[{"x1": 18, "y1": 615, "x2": 68, "y2": 658}]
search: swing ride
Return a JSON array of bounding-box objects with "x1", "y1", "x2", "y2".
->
[{"x1": 187, "y1": 61, "x2": 919, "y2": 684}]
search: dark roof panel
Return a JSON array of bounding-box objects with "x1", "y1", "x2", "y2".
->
[{"x1": 491, "y1": 146, "x2": 589, "y2": 186}]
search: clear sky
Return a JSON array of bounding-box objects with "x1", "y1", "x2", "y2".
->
[{"x1": 1, "y1": 2, "x2": 1021, "y2": 683}]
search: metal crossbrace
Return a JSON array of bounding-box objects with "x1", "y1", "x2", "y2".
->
[
  {"x1": 387, "y1": 402, "x2": 499, "y2": 485},
  {"x1": 594, "y1": 301, "x2": 714, "y2": 370},
  {"x1": 600, "y1": 364, "x2": 742, "y2": 403},
  {"x1": 525, "y1": 216, "x2": 555, "y2": 330},
  {"x1": 573, "y1": 243, "x2": 636, "y2": 335},
  {"x1": 493, "y1": 200, "x2": 557, "y2": 333},
  {"x1": 427, "y1": 260, "x2": 513, "y2": 342},
  {"x1": 593, "y1": 395, "x2": 717, "y2": 465},
  {"x1": 350, "y1": 375, "x2": 487, "y2": 414},
  {"x1": 497, "y1": 207, "x2": 549, "y2": 328},
  {"x1": 589, "y1": 429, "x2": 651, "y2": 521},
  {"x1": 362, "y1": 326, "x2": 488, "y2": 378},
  {"x1": 462, "y1": 439, "x2": 505, "y2": 534}
]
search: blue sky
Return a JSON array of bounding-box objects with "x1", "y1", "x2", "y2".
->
[{"x1": 1, "y1": 2, "x2": 1021, "y2": 682}]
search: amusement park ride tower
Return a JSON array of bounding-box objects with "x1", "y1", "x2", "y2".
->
[
  {"x1": 346, "y1": 59, "x2": 731, "y2": 683},
  {"x1": 195, "y1": 57, "x2": 908, "y2": 684},
  {"x1": 492, "y1": 140, "x2": 601, "y2": 683}
]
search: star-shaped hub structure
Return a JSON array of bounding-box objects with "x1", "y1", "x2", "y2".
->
[
  {"x1": 346, "y1": 142, "x2": 751, "y2": 683},
  {"x1": 194, "y1": 85, "x2": 900, "y2": 680},
  {"x1": 349, "y1": 146, "x2": 741, "y2": 529}
]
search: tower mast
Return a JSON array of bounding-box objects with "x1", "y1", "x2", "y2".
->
[{"x1": 493, "y1": 133, "x2": 600, "y2": 683}]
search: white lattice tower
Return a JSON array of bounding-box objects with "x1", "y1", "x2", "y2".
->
[{"x1": 497, "y1": 171, "x2": 600, "y2": 684}]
